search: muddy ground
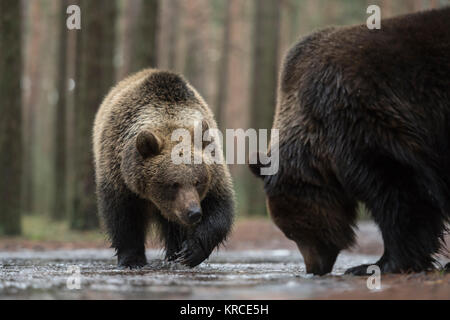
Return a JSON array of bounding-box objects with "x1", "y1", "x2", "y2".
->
[{"x1": 0, "y1": 220, "x2": 449, "y2": 299}]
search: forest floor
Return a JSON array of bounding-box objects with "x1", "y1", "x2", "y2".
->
[{"x1": 0, "y1": 218, "x2": 449, "y2": 299}]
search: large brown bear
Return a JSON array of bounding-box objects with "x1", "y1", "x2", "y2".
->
[
  {"x1": 250, "y1": 8, "x2": 450, "y2": 275},
  {"x1": 93, "y1": 69, "x2": 234, "y2": 268}
]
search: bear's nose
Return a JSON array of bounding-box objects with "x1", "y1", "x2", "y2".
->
[{"x1": 187, "y1": 207, "x2": 202, "y2": 224}]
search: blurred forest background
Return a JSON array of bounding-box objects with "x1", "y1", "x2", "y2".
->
[{"x1": 0, "y1": 0, "x2": 448, "y2": 237}]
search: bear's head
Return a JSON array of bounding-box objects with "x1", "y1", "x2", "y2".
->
[
  {"x1": 249, "y1": 153, "x2": 356, "y2": 275},
  {"x1": 121, "y1": 123, "x2": 213, "y2": 227}
]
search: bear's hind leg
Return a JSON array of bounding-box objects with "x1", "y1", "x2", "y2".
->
[
  {"x1": 343, "y1": 157, "x2": 446, "y2": 275},
  {"x1": 345, "y1": 203, "x2": 444, "y2": 275},
  {"x1": 98, "y1": 182, "x2": 150, "y2": 268},
  {"x1": 377, "y1": 197, "x2": 444, "y2": 274}
]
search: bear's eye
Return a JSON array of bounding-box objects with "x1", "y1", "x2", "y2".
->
[
  {"x1": 194, "y1": 180, "x2": 201, "y2": 187},
  {"x1": 171, "y1": 182, "x2": 180, "y2": 189}
]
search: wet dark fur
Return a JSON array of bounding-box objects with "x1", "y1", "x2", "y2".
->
[{"x1": 260, "y1": 8, "x2": 450, "y2": 275}]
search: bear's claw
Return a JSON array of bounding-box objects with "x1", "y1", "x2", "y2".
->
[
  {"x1": 165, "y1": 252, "x2": 178, "y2": 262},
  {"x1": 173, "y1": 239, "x2": 208, "y2": 268},
  {"x1": 345, "y1": 259, "x2": 412, "y2": 275},
  {"x1": 344, "y1": 264, "x2": 374, "y2": 276}
]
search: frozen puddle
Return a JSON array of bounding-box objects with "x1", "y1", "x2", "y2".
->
[{"x1": 0, "y1": 249, "x2": 380, "y2": 299}]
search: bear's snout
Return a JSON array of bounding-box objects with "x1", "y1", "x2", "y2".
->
[
  {"x1": 187, "y1": 206, "x2": 202, "y2": 225},
  {"x1": 172, "y1": 187, "x2": 203, "y2": 226}
]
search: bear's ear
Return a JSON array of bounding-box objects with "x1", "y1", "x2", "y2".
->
[
  {"x1": 136, "y1": 130, "x2": 162, "y2": 158},
  {"x1": 248, "y1": 152, "x2": 266, "y2": 179},
  {"x1": 201, "y1": 119, "x2": 209, "y2": 133},
  {"x1": 201, "y1": 119, "x2": 211, "y2": 149}
]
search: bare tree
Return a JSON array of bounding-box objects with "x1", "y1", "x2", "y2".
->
[
  {"x1": 117, "y1": 0, "x2": 141, "y2": 80},
  {"x1": 71, "y1": 0, "x2": 117, "y2": 230},
  {"x1": 21, "y1": 0, "x2": 42, "y2": 216},
  {"x1": 182, "y1": 0, "x2": 211, "y2": 101},
  {"x1": 117, "y1": 0, "x2": 158, "y2": 79},
  {"x1": 52, "y1": 0, "x2": 69, "y2": 221},
  {"x1": 429, "y1": 0, "x2": 439, "y2": 9},
  {"x1": 381, "y1": 0, "x2": 393, "y2": 17},
  {"x1": 221, "y1": 0, "x2": 252, "y2": 217},
  {"x1": 158, "y1": 0, "x2": 181, "y2": 71},
  {"x1": 130, "y1": 0, "x2": 159, "y2": 72},
  {"x1": 215, "y1": 0, "x2": 232, "y2": 130},
  {"x1": 247, "y1": 0, "x2": 281, "y2": 216},
  {"x1": 0, "y1": 0, "x2": 23, "y2": 235}
]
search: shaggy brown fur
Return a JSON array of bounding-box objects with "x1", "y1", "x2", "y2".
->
[
  {"x1": 251, "y1": 8, "x2": 450, "y2": 275},
  {"x1": 93, "y1": 69, "x2": 234, "y2": 268}
]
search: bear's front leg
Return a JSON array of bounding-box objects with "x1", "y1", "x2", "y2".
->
[
  {"x1": 98, "y1": 182, "x2": 149, "y2": 269},
  {"x1": 174, "y1": 191, "x2": 234, "y2": 267},
  {"x1": 158, "y1": 218, "x2": 186, "y2": 262}
]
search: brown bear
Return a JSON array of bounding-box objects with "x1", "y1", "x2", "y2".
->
[
  {"x1": 250, "y1": 8, "x2": 450, "y2": 275},
  {"x1": 93, "y1": 69, "x2": 234, "y2": 268}
]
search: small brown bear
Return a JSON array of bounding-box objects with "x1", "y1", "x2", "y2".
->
[
  {"x1": 250, "y1": 8, "x2": 450, "y2": 275},
  {"x1": 93, "y1": 69, "x2": 234, "y2": 268}
]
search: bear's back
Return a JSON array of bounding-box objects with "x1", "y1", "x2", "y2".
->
[
  {"x1": 275, "y1": 8, "x2": 450, "y2": 144},
  {"x1": 269, "y1": 7, "x2": 450, "y2": 196},
  {"x1": 277, "y1": 7, "x2": 450, "y2": 121}
]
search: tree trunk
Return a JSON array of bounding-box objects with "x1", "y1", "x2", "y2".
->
[
  {"x1": 381, "y1": 0, "x2": 393, "y2": 18},
  {"x1": 158, "y1": 0, "x2": 180, "y2": 71},
  {"x1": 219, "y1": 0, "x2": 252, "y2": 218},
  {"x1": 21, "y1": 0, "x2": 41, "y2": 216},
  {"x1": 215, "y1": 0, "x2": 232, "y2": 130},
  {"x1": 247, "y1": 0, "x2": 280, "y2": 216},
  {"x1": 130, "y1": 0, "x2": 159, "y2": 73},
  {"x1": 52, "y1": 0, "x2": 69, "y2": 221},
  {"x1": 117, "y1": 0, "x2": 140, "y2": 80},
  {"x1": 182, "y1": 0, "x2": 211, "y2": 100},
  {"x1": 250, "y1": 0, "x2": 280, "y2": 131},
  {"x1": 64, "y1": 0, "x2": 79, "y2": 227},
  {"x1": 167, "y1": 0, "x2": 180, "y2": 71},
  {"x1": 71, "y1": 0, "x2": 117, "y2": 230},
  {"x1": 0, "y1": 0, "x2": 23, "y2": 235}
]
